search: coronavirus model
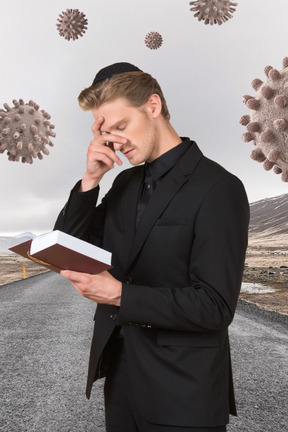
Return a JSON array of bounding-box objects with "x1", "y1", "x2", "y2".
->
[
  {"x1": 56, "y1": 9, "x2": 88, "y2": 41},
  {"x1": 189, "y1": 0, "x2": 238, "y2": 25},
  {"x1": 0, "y1": 99, "x2": 56, "y2": 164},
  {"x1": 240, "y1": 57, "x2": 288, "y2": 182},
  {"x1": 144, "y1": 32, "x2": 163, "y2": 50}
]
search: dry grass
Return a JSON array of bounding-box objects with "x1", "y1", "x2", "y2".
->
[{"x1": 0, "y1": 255, "x2": 49, "y2": 286}]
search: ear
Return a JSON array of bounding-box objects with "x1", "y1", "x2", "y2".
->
[{"x1": 145, "y1": 94, "x2": 162, "y2": 119}]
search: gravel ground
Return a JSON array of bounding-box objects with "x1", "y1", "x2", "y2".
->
[
  {"x1": 0, "y1": 272, "x2": 105, "y2": 432},
  {"x1": 0, "y1": 272, "x2": 287, "y2": 432},
  {"x1": 228, "y1": 301, "x2": 287, "y2": 431}
]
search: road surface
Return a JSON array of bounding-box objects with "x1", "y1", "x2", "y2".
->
[{"x1": 0, "y1": 272, "x2": 287, "y2": 431}]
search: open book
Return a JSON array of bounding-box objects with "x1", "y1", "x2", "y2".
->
[{"x1": 9, "y1": 230, "x2": 113, "y2": 274}]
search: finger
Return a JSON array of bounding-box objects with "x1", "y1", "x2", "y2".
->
[
  {"x1": 60, "y1": 269, "x2": 91, "y2": 284},
  {"x1": 91, "y1": 116, "x2": 105, "y2": 138},
  {"x1": 90, "y1": 130, "x2": 126, "y2": 153},
  {"x1": 95, "y1": 151, "x2": 119, "y2": 169},
  {"x1": 88, "y1": 146, "x2": 119, "y2": 168},
  {"x1": 89, "y1": 141, "x2": 123, "y2": 166},
  {"x1": 100, "y1": 133, "x2": 127, "y2": 148}
]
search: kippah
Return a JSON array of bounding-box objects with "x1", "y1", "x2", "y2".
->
[{"x1": 92, "y1": 62, "x2": 142, "y2": 85}]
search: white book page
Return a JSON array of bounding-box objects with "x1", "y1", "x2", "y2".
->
[
  {"x1": 15, "y1": 232, "x2": 36, "y2": 243},
  {"x1": 30, "y1": 230, "x2": 112, "y2": 265}
]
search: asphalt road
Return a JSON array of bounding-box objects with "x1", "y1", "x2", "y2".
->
[{"x1": 0, "y1": 272, "x2": 287, "y2": 432}]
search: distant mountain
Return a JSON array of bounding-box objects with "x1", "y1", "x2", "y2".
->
[
  {"x1": 0, "y1": 237, "x2": 18, "y2": 255},
  {"x1": 0, "y1": 232, "x2": 35, "y2": 255},
  {"x1": 249, "y1": 193, "x2": 288, "y2": 238}
]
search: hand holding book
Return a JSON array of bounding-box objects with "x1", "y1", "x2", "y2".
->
[
  {"x1": 60, "y1": 268, "x2": 122, "y2": 306},
  {"x1": 10, "y1": 230, "x2": 121, "y2": 305}
]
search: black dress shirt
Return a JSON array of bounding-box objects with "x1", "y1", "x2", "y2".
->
[{"x1": 136, "y1": 138, "x2": 191, "y2": 226}]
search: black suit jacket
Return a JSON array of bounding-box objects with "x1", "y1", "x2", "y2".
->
[{"x1": 54, "y1": 141, "x2": 249, "y2": 427}]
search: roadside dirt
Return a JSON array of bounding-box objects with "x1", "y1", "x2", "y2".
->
[
  {"x1": 0, "y1": 255, "x2": 49, "y2": 286},
  {"x1": 241, "y1": 245, "x2": 288, "y2": 316}
]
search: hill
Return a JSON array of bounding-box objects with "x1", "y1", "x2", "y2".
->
[
  {"x1": 249, "y1": 193, "x2": 288, "y2": 238},
  {"x1": 246, "y1": 193, "x2": 288, "y2": 267},
  {"x1": 0, "y1": 237, "x2": 17, "y2": 255},
  {"x1": 248, "y1": 193, "x2": 288, "y2": 249}
]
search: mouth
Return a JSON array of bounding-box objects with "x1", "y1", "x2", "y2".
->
[{"x1": 123, "y1": 148, "x2": 134, "y2": 158}]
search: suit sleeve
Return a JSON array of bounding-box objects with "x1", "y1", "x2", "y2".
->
[
  {"x1": 118, "y1": 175, "x2": 250, "y2": 332},
  {"x1": 53, "y1": 180, "x2": 105, "y2": 247}
]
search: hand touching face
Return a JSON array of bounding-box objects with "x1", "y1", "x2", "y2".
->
[{"x1": 80, "y1": 115, "x2": 126, "y2": 191}]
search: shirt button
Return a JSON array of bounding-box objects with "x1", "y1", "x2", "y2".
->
[
  {"x1": 125, "y1": 276, "x2": 133, "y2": 284},
  {"x1": 110, "y1": 314, "x2": 117, "y2": 321},
  {"x1": 147, "y1": 184, "x2": 151, "y2": 189}
]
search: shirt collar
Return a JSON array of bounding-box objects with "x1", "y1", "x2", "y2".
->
[{"x1": 145, "y1": 138, "x2": 191, "y2": 183}]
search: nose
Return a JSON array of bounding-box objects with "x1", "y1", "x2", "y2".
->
[{"x1": 113, "y1": 142, "x2": 124, "y2": 151}]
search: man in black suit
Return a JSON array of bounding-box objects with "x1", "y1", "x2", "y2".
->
[{"x1": 55, "y1": 62, "x2": 249, "y2": 432}]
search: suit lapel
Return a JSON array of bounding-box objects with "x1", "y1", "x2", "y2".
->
[{"x1": 126, "y1": 142, "x2": 203, "y2": 270}]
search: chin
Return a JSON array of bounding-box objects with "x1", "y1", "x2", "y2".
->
[
  {"x1": 128, "y1": 154, "x2": 145, "y2": 166},
  {"x1": 129, "y1": 159, "x2": 141, "y2": 166}
]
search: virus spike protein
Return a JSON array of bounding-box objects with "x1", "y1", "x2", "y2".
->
[
  {"x1": 0, "y1": 99, "x2": 56, "y2": 164},
  {"x1": 240, "y1": 57, "x2": 288, "y2": 182},
  {"x1": 56, "y1": 9, "x2": 88, "y2": 41},
  {"x1": 189, "y1": 0, "x2": 238, "y2": 26}
]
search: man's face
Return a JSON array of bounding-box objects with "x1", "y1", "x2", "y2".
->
[{"x1": 91, "y1": 98, "x2": 159, "y2": 165}]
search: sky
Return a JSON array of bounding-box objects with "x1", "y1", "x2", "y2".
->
[{"x1": 1, "y1": 0, "x2": 288, "y2": 236}]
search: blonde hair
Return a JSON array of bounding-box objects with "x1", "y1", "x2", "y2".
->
[{"x1": 78, "y1": 71, "x2": 170, "y2": 121}]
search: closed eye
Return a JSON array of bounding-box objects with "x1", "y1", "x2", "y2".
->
[{"x1": 116, "y1": 125, "x2": 126, "y2": 131}]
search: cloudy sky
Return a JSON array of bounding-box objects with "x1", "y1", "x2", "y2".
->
[{"x1": 1, "y1": 0, "x2": 288, "y2": 236}]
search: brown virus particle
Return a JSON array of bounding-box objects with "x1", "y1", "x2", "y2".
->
[
  {"x1": 144, "y1": 32, "x2": 163, "y2": 50},
  {"x1": 189, "y1": 0, "x2": 238, "y2": 25},
  {"x1": 240, "y1": 57, "x2": 288, "y2": 182},
  {"x1": 56, "y1": 9, "x2": 88, "y2": 41},
  {"x1": 0, "y1": 99, "x2": 56, "y2": 164}
]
